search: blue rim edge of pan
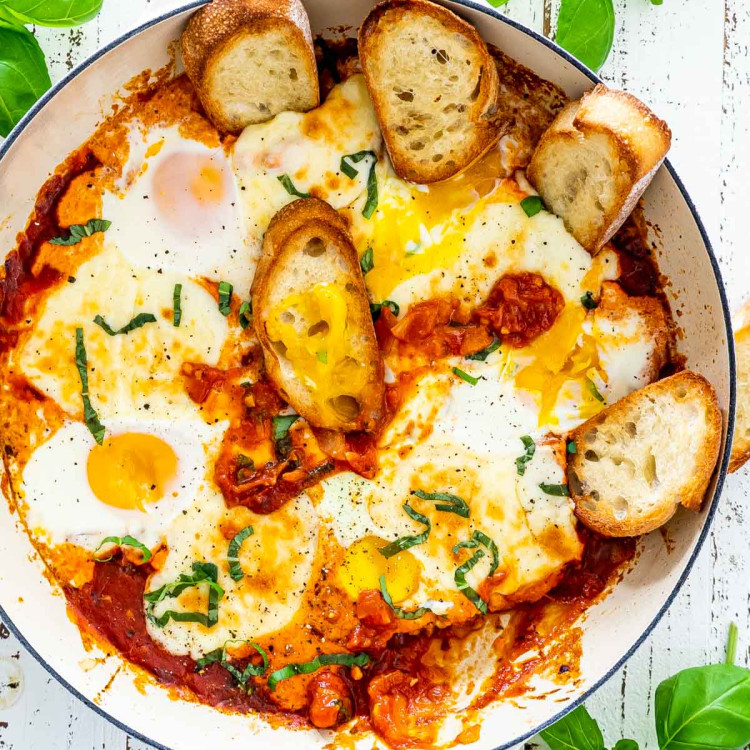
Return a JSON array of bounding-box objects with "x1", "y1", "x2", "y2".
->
[{"x1": 0, "y1": 2, "x2": 736, "y2": 749}]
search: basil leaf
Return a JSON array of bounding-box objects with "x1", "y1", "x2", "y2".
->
[
  {"x1": 515, "y1": 435, "x2": 536, "y2": 476},
  {"x1": 655, "y1": 664, "x2": 750, "y2": 750},
  {"x1": 227, "y1": 525, "x2": 254, "y2": 581},
  {"x1": 340, "y1": 150, "x2": 375, "y2": 179},
  {"x1": 0, "y1": 0, "x2": 103, "y2": 26},
  {"x1": 520, "y1": 195, "x2": 543, "y2": 217},
  {"x1": 238, "y1": 300, "x2": 252, "y2": 329},
  {"x1": 217, "y1": 281, "x2": 232, "y2": 316},
  {"x1": 196, "y1": 640, "x2": 268, "y2": 690},
  {"x1": 567, "y1": 439, "x2": 578, "y2": 454},
  {"x1": 540, "y1": 704, "x2": 605, "y2": 750},
  {"x1": 340, "y1": 150, "x2": 378, "y2": 218},
  {"x1": 277, "y1": 174, "x2": 310, "y2": 198},
  {"x1": 613, "y1": 741, "x2": 639, "y2": 750},
  {"x1": 49, "y1": 218, "x2": 110, "y2": 245},
  {"x1": 727, "y1": 622, "x2": 739, "y2": 665},
  {"x1": 267, "y1": 652, "x2": 370, "y2": 691},
  {"x1": 74, "y1": 327, "x2": 105, "y2": 445},
  {"x1": 272, "y1": 414, "x2": 299, "y2": 442},
  {"x1": 587, "y1": 378, "x2": 605, "y2": 403},
  {"x1": 453, "y1": 530, "x2": 499, "y2": 577},
  {"x1": 0, "y1": 22, "x2": 50, "y2": 137},
  {"x1": 360, "y1": 246, "x2": 374, "y2": 275},
  {"x1": 556, "y1": 0, "x2": 615, "y2": 73},
  {"x1": 93, "y1": 535, "x2": 151, "y2": 563},
  {"x1": 145, "y1": 561, "x2": 224, "y2": 629},
  {"x1": 93, "y1": 312, "x2": 156, "y2": 336},
  {"x1": 370, "y1": 300, "x2": 399, "y2": 320},
  {"x1": 378, "y1": 500, "x2": 430, "y2": 558},
  {"x1": 485, "y1": 0, "x2": 511, "y2": 6},
  {"x1": 580, "y1": 291, "x2": 598, "y2": 310},
  {"x1": 173, "y1": 283, "x2": 182, "y2": 327},
  {"x1": 452, "y1": 367, "x2": 482, "y2": 386},
  {"x1": 316, "y1": 350, "x2": 327, "y2": 364},
  {"x1": 194, "y1": 647, "x2": 223, "y2": 671},
  {"x1": 379, "y1": 575, "x2": 430, "y2": 620},
  {"x1": 411, "y1": 489, "x2": 469, "y2": 519},
  {"x1": 454, "y1": 547, "x2": 487, "y2": 614},
  {"x1": 465, "y1": 336, "x2": 500, "y2": 362},
  {"x1": 539, "y1": 482, "x2": 570, "y2": 497}
]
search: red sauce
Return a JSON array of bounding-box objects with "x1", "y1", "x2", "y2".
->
[
  {"x1": 610, "y1": 216, "x2": 660, "y2": 297},
  {"x1": 475, "y1": 272, "x2": 564, "y2": 347}
]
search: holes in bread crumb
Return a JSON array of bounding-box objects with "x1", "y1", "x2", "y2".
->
[
  {"x1": 584, "y1": 428, "x2": 598, "y2": 443},
  {"x1": 644, "y1": 452, "x2": 658, "y2": 487},
  {"x1": 432, "y1": 154, "x2": 444, "y2": 162},
  {"x1": 345, "y1": 282, "x2": 357, "y2": 294},
  {"x1": 303, "y1": 238, "x2": 326, "y2": 257},
  {"x1": 396, "y1": 91, "x2": 414, "y2": 102},
  {"x1": 308, "y1": 320, "x2": 329, "y2": 337},
  {"x1": 409, "y1": 141, "x2": 426, "y2": 152},
  {"x1": 329, "y1": 395, "x2": 361, "y2": 421},
  {"x1": 590, "y1": 490, "x2": 600, "y2": 502},
  {"x1": 280, "y1": 311, "x2": 295, "y2": 325},
  {"x1": 446, "y1": 160, "x2": 456, "y2": 168},
  {"x1": 258, "y1": 103, "x2": 270, "y2": 114},
  {"x1": 470, "y1": 70, "x2": 483, "y2": 102},
  {"x1": 676, "y1": 386, "x2": 688, "y2": 399},
  {"x1": 432, "y1": 48, "x2": 450, "y2": 64},
  {"x1": 584, "y1": 450, "x2": 599, "y2": 462},
  {"x1": 625, "y1": 421, "x2": 637, "y2": 437},
  {"x1": 289, "y1": 68, "x2": 298, "y2": 81},
  {"x1": 613, "y1": 497, "x2": 629, "y2": 521},
  {"x1": 396, "y1": 125, "x2": 409, "y2": 135},
  {"x1": 271, "y1": 339, "x2": 288, "y2": 358},
  {"x1": 448, "y1": 75, "x2": 459, "y2": 82},
  {"x1": 568, "y1": 470, "x2": 582, "y2": 496}
]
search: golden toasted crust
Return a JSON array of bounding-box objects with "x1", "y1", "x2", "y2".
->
[
  {"x1": 527, "y1": 84, "x2": 671, "y2": 253},
  {"x1": 252, "y1": 198, "x2": 385, "y2": 432},
  {"x1": 358, "y1": 0, "x2": 503, "y2": 183},
  {"x1": 181, "y1": 0, "x2": 319, "y2": 133},
  {"x1": 730, "y1": 301, "x2": 750, "y2": 472},
  {"x1": 568, "y1": 371, "x2": 722, "y2": 537}
]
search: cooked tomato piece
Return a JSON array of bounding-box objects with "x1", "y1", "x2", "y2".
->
[
  {"x1": 475, "y1": 272, "x2": 563, "y2": 347},
  {"x1": 307, "y1": 671, "x2": 353, "y2": 728}
]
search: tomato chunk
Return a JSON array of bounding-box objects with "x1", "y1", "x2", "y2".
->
[{"x1": 308, "y1": 670, "x2": 353, "y2": 728}]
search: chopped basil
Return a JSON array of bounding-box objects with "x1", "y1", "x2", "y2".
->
[
  {"x1": 272, "y1": 414, "x2": 299, "y2": 442},
  {"x1": 520, "y1": 196, "x2": 543, "y2": 217},
  {"x1": 567, "y1": 440, "x2": 577, "y2": 454},
  {"x1": 49, "y1": 218, "x2": 111, "y2": 246},
  {"x1": 539, "y1": 482, "x2": 570, "y2": 497},
  {"x1": 453, "y1": 530, "x2": 499, "y2": 577},
  {"x1": 378, "y1": 500, "x2": 431, "y2": 559},
  {"x1": 74, "y1": 328, "x2": 105, "y2": 445},
  {"x1": 452, "y1": 367, "x2": 482, "y2": 386},
  {"x1": 360, "y1": 246, "x2": 374, "y2": 275},
  {"x1": 370, "y1": 300, "x2": 400, "y2": 320},
  {"x1": 93, "y1": 535, "x2": 151, "y2": 563},
  {"x1": 93, "y1": 312, "x2": 156, "y2": 336},
  {"x1": 195, "y1": 640, "x2": 268, "y2": 691},
  {"x1": 173, "y1": 283, "x2": 182, "y2": 327},
  {"x1": 581, "y1": 291, "x2": 598, "y2": 310},
  {"x1": 379, "y1": 575, "x2": 430, "y2": 620},
  {"x1": 515, "y1": 435, "x2": 536, "y2": 476},
  {"x1": 238, "y1": 300, "x2": 252, "y2": 329},
  {"x1": 465, "y1": 336, "x2": 501, "y2": 362},
  {"x1": 454, "y1": 548, "x2": 488, "y2": 614},
  {"x1": 277, "y1": 174, "x2": 310, "y2": 198},
  {"x1": 587, "y1": 377, "x2": 605, "y2": 403},
  {"x1": 317, "y1": 351, "x2": 328, "y2": 364},
  {"x1": 340, "y1": 151, "x2": 378, "y2": 218},
  {"x1": 267, "y1": 652, "x2": 370, "y2": 692},
  {"x1": 218, "y1": 281, "x2": 233, "y2": 316},
  {"x1": 227, "y1": 526, "x2": 254, "y2": 581},
  {"x1": 144, "y1": 561, "x2": 224, "y2": 628},
  {"x1": 411, "y1": 489, "x2": 470, "y2": 519}
]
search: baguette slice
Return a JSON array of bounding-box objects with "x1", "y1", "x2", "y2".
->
[
  {"x1": 730, "y1": 301, "x2": 750, "y2": 471},
  {"x1": 568, "y1": 371, "x2": 721, "y2": 537},
  {"x1": 358, "y1": 0, "x2": 502, "y2": 183},
  {"x1": 527, "y1": 84, "x2": 671, "y2": 253},
  {"x1": 181, "y1": 0, "x2": 319, "y2": 133},
  {"x1": 252, "y1": 198, "x2": 385, "y2": 432}
]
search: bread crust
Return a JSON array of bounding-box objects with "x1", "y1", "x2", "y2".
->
[
  {"x1": 528, "y1": 84, "x2": 671, "y2": 253},
  {"x1": 181, "y1": 0, "x2": 319, "y2": 132},
  {"x1": 358, "y1": 0, "x2": 503, "y2": 183},
  {"x1": 252, "y1": 198, "x2": 385, "y2": 432},
  {"x1": 730, "y1": 304, "x2": 750, "y2": 472},
  {"x1": 568, "y1": 371, "x2": 722, "y2": 537}
]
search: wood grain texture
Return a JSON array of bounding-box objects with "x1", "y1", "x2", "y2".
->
[{"x1": 0, "y1": 1, "x2": 748, "y2": 748}]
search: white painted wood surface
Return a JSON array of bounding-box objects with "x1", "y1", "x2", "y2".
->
[{"x1": 1, "y1": 1, "x2": 749, "y2": 748}]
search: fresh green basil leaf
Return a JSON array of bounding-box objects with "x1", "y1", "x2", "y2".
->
[
  {"x1": 453, "y1": 547, "x2": 487, "y2": 614},
  {"x1": 238, "y1": 300, "x2": 252, "y2": 329},
  {"x1": 360, "y1": 246, "x2": 374, "y2": 275},
  {"x1": 277, "y1": 174, "x2": 310, "y2": 198},
  {"x1": 655, "y1": 664, "x2": 750, "y2": 750},
  {"x1": 726, "y1": 622, "x2": 739, "y2": 665},
  {"x1": 49, "y1": 217, "x2": 110, "y2": 245},
  {"x1": 581, "y1": 291, "x2": 598, "y2": 310},
  {"x1": 567, "y1": 439, "x2": 578, "y2": 454},
  {"x1": 586, "y1": 378, "x2": 605, "y2": 403},
  {"x1": 74, "y1": 327, "x2": 105, "y2": 445},
  {"x1": 540, "y1": 704, "x2": 605, "y2": 750},
  {"x1": 379, "y1": 575, "x2": 431, "y2": 620},
  {"x1": 613, "y1": 740, "x2": 639, "y2": 750},
  {"x1": 378, "y1": 500, "x2": 431, "y2": 558},
  {"x1": 227, "y1": 525, "x2": 254, "y2": 581},
  {"x1": 515, "y1": 435, "x2": 536, "y2": 476},
  {"x1": 267, "y1": 652, "x2": 370, "y2": 692},
  {"x1": 485, "y1": 0, "x2": 511, "y2": 6},
  {"x1": 0, "y1": 22, "x2": 50, "y2": 137},
  {"x1": 465, "y1": 336, "x2": 501, "y2": 361},
  {"x1": 370, "y1": 300, "x2": 399, "y2": 320},
  {"x1": 173, "y1": 283, "x2": 182, "y2": 327},
  {"x1": 556, "y1": 0, "x2": 615, "y2": 73},
  {"x1": 272, "y1": 414, "x2": 299, "y2": 442},
  {"x1": 93, "y1": 312, "x2": 156, "y2": 336},
  {"x1": 452, "y1": 367, "x2": 482, "y2": 386},
  {"x1": 217, "y1": 281, "x2": 232, "y2": 316},
  {"x1": 521, "y1": 195, "x2": 543, "y2": 217},
  {"x1": 539, "y1": 482, "x2": 570, "y2": 497},
  {"x1": 411, "y1": 489, "x2": 470, "y2": 518},
  {"x1": 0, "y1": 0, "x2": 102, "y2": 26},
  {"x1": 93, "y1": 535, "x2": 151, "y2": 563}
]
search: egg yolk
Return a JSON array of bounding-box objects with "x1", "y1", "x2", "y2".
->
[
  {"x1": 87, "y1": 433, "x2": 178, "y2": 511},
  {"x1": 338, "y1": 535, "x2": 422, "y2": 602}
]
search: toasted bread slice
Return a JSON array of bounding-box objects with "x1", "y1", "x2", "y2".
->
[
  {"x1": 358, "y1": 0, "x2": 502, "y2": 183},
  {"x1": 730, "y1": 301, "x2": 750, "y2": 472},
  {"x1": 181, "y1": 0, "x2": 319, "y2": 133},
  {"x1": 252, "y1": 198, "x2": 385, "y2": 432},
  {"x1": 527, "y1": 84, "x2": 671, "y2": 253},
  {"x1": 567, "y1": 371, "x2": 721, "y2": 537}
]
